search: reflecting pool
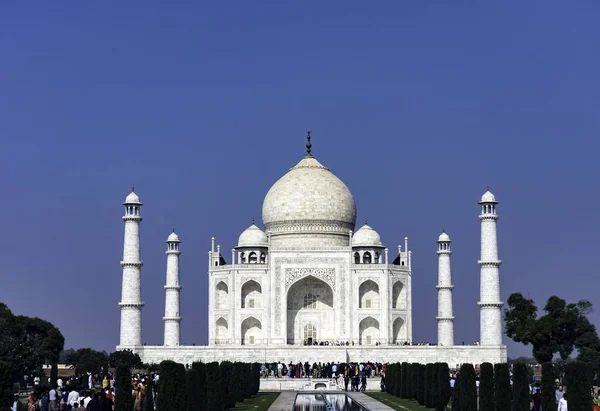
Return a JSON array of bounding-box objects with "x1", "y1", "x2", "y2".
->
[{"x1": 294, "y1": 393, "x2": 367, "y2": 411}]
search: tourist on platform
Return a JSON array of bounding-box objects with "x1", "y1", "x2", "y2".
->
[
  {"x1": 532, "y1": 388, "x2": 541, "y2": 411},
  {"x1": 40, "y1": 391, "x2": 49, "y2": 411},
  {"x1": 12, "y1": 394, "x2": 22, "y2": 411},
  {"x1": 557, "y1": 393, "x2": 568, "y2": 411},
  {"x1": 67, "y1": 387, "x2": 80, "y2": 408},
  {"x1": 556, "y1": 385, "x2": 565, "y2": 404},
  {"x1": 27, "y1": 394, "x2": 36, "y2": 411},
  {"x1": 49, "y1": 385, "x2": 58, "y2": 411},
  {"x1": 593, "y1": 390, "x2": 600, "y2": 411}
]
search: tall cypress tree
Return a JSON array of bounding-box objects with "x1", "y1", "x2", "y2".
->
[
  {"x1": 219, "y1": 361, "x2": 234, "y2": 409},
  {"x1": 541, "y1": 362, "x2": 555, "y2": 411},
  {"x1": 431, "y1": 363, "x2": 440, "y2": 411},
  {"x1": 252, "y1": 363, "x2": 261, "y2": 396},
  {"x1": 511, "y1": 363, "x2": 530, "y2": 411},
  {"x1": 424, "y1": 364, "x2": 433, "y2": 408},
  {"x1": 114, "y1": 365, "x2": 134, "y2": 411},
  {"x1": 205, "y1": 362, "x2": 222, "y2": 411},
  {"x1": 437, "y1": 363, "x2": 450, "y2": 411},
  {"x1": 386, "y1": 363, "x2": 394, "y2": 394},
  {"x1": 142, "y1": 376, "x2": 154, "y2": 411},
  {"x1": 50, "y1": 364, "x2": 58, "y2": 387},
  {"x1": 458, "y1": 363, "x2": 477, "y2": 411},
  {"x1": 494, "y1": 363, "x2": 511, "y2": 411},
  {"x1": 176, "y1": 363, "x2": 187, "y2": 411},
  {"x1": 411, "y1": 362, "x2": 419, "y2": 400},
  {"x1": 564, "y1": 361, "x2": 593, "y2": 411},
  {"x1": 451, "y1": 373, "x2": 460, "y2": 411},
  {"x1": 185, "y1": 369, "x2": 200, "y2": 411},
  {"x1": 395, "y1": 362, "x2": 402, "y2": 397},
  {"x1": 479, "y1": 362, "x2": 494, "y2": 411},
  {"x1": 191, "y1": 362, "x2": 207, "y2": 411},
  {"x1": 417, "y1": 364, "x2": 425, "y2": 405},
  {"x1": 401, "y1": 362, "x2": 409, "y2": 398}
]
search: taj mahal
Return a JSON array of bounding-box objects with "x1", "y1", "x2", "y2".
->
[{"x1": 117, "y1": 132, "x2": 507, "y2": 365}]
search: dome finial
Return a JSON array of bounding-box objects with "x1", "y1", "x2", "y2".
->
[
  {"x1": 486, "y1": 184, "x2": 490, "y2": 191},
  {"x1": 172, "y1": 228, "x2": 175, "y2": 233},
  {"x1": 364, "y1": 216, "x2": 368, "y2": 225},
  {"x1": 132, "y1": 185, "x2": 135, "y2": 192},
  {"x1": 252, "y1": 216, "x2": 255, "y2": 224},
  {"x1": 305, "y1": 129, "x2": 312, "y2": 157}
]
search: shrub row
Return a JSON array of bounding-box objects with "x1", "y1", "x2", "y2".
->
[{"x1": 385, "y1": 362, "x2": 450, "y2": 410}]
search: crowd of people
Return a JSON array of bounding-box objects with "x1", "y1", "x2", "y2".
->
[{"x1": 260, "y1": 361, "x2": 384, "y2": 380}]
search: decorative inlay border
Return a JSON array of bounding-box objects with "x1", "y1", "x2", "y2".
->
[
  {"x1": 285, "y1": 268, "x2": 336, "y2": 291},
  {"x1": 240, "y1": 277, "x2": 262, "y2": 288},
  {"x1": 357, "y1": 277, "x2": 380, "y2": 288}
]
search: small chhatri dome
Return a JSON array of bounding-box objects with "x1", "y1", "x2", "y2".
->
[
  {"x1": 352, "y1": 222, "x2": 383, "y2": 247},
  {"x1": 480, "y1": 186, "x2": 498, "y2": 204},
  {"x1": 167, "y1": 230, "x2": 180, "y2": 242},
  {"x1": 237, "y1": 223, "x2": 268, "y2": 248},
  {"x1": 438, "y1": 231, "x2": 451, "y2": 242},
  {"x1": 124, "y1": 187, "x2": 141, "y2": 204}
]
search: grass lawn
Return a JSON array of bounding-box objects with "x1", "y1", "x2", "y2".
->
[
  {"x1": 230, "y1": 392, "x2": 281, "y2": 411},
  {"x1": 366, "y1": 392, "x2": 435, "y2": 411}
]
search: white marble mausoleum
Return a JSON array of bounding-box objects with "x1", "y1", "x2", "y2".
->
[{"x1": 117, "y1": 132, "x2": 507, "y2": 365}]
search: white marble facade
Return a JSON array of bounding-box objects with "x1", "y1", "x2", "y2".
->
[{"x1": 117, "y1": 133, "x2": 507, "y2": 365}]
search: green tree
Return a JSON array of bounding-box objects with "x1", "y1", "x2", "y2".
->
[
  {"x1": 114, "y1": 365, "x2": 134, "y2": 411},
  {"x1": 205, "y1": 362, "x2": 222, "y2": 411},
  {"x1": 458, "y1": 363, "x2": 477, "y2": 411},
  {"x1": 401, "y1": 362, "x2": 409, "y2": 398},
  {"x1": 191, "y1": 362, "x2": 207, "y2": 411},
  {"x1": 417, "y1": 364, "x2": 425, "y2": 405},
  {"x1": 157, "y1": 361, "x2": 178, "y2": 411},
  {"x1": 564, "y1": 361, "x2": 593, "y2": 411},
  {"x1": 541, "y1": 362, "x2": 555, "y2": 411},
  {"x1": 219, "y1": 361, "x2": 234, "y2": 409},
  {"x1": 251, "y1": 363, "x2": 261, "y2": 396},
  {"x1": 430, "y1": 363, "x2": 439, "y2": 411},
  {"x1": 494, "y1": 363, "x2": 511, "y2": 411},
  {"x1": 479, "y1": 362, "x2": 494, "y2": 411},
  {"x1": 109, "y1": 350, "x2": 142, "y2": 369},
  {"x1": 394, "y1": 362, "x2": 401, "y2": 397},
  {"x1": 505, "y1": 293, "x2": 600, "y2": 363},
  {"x1": 410, "y1": 362, "x2": 419, "y2": 400},
  {"x1": 50, "y1": 363, "x2": 58, "y2": 387},
  {"x1": 451, "y1": 377, "x2": 460, "y2": 411},
  {"x1": 511, "y1": 363, "x2": 530, "y2": 411},
  {"x1": 75, "y1": 348, "x2": 108, "y2": 375},
  {"x1": 142, "y1": 376, "x2": 154, "y2": 411},
  {"x1": 424, "y1": 364, "x2": 433, "y2": 408},
  {"x1": 385, "y1": 363, "x2": 394, "y2": 394},
  {"x1": 186, "y1": 369, "x2": 200, "y2": 411},
  {"x1": 437, "y1": 363, "x2": 450, "y2": 411}
]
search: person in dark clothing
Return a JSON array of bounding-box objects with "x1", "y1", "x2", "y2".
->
[
  {"x1": 98, "y1": 392, "x2": 112, "y2": 411},
  {"x1": 532, "y1": 388, "x2": 542, "y2": 411},
  {"x1": 344, "y1": 374, "x2": 350, "y2": 391},
  {"x1": 360, "y1": 375, "x2": 367, "y2": 392}
]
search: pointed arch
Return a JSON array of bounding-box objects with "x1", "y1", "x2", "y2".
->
[
  {"x1": 241, "y1": 280, "x2": 262, "y2": 308},
  {"x1": 241, "y1": 316, "x2": 262, "y2": 345},
  {"x1": 358, "y1": 316, "x2": 380, "y2": 345},
  {"x1": 392, "y1": 317, "x2": 405, "y2": 344},
  {"x1": 392, "y1": 280, "x2": 405, "y2": 309},
  {"x1": 215, "y1": 317, "x2": 228, "y2": 341},
  {"x1": 359, "y1": 280, "x2": 379, "y2": 308},
  {"x1": 215, "y1": 281, "x2": 228, "y2": 309}
]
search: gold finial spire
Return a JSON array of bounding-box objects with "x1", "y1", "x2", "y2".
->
[{"x1": 364, "y1": 216, "x2": 368, "y2": 225}]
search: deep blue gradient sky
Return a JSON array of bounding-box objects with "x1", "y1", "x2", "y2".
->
[{"x1": 1, "y1": 1, "x2": 599, "y2": 359}]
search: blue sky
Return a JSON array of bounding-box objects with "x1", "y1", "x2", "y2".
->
[{"x1": 1, "y1": 1, "x2": 598, "y2": 359}]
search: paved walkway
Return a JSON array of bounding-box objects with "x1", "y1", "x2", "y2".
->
[
  {"x1": 346, "y1": 392, "x2": 395, "y2": 410},
  {"x1": 267, "y1": 391, "x2": 297, "y2": 411}
]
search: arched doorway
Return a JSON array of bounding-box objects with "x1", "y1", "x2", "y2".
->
[
  {"x1": 286, "y1": 276, "x2": 334, "y2": 345},
  {"x1": 359, "y1": 280, "x2": 379, "y2": 308},
  {"x1": 358, "y1": 316, "x2": 379, "y2": 345},
  {"x1": 215, "y1": 317, "x2": 228, "y2": 343},
  {"x1": 392, "y1": 281, "x2": 404, "y2": 309},
  {"x1": 241, "y1": 316, "x2": 262, "y2": 345},
  {"x1": 241, "y1": 280, "x2": 262, "y2": 308},
  {"x1": 392, "y1": 317, "x2": 404, "y2": 344},
  {"x1": 215, "y1": 281, "x2": 228, "y2": 309}
]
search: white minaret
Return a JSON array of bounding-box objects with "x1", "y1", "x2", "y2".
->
[
  {"x1": 119, "y1": 188, "x2": 144, "y2": 347},
  {"x1": 478, "y1": 187, "x2": 503, "y2": 346},
  {"x1": 163, "y1": 230, "x2": 182, "y2": 346},
  {"x1": 436, "y1": 230, "x2": 454, "y2": 346}
]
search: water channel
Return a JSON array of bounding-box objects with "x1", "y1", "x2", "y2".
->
[{"x1": 293, "y1": 393, "x2": 367, "y2": 411}]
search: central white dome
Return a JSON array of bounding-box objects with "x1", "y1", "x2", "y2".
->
[{"x1": 262, "y1": 155, "x2": 357, "y2": 236}]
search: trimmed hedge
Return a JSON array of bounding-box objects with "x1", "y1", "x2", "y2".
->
[
  {"x1": 424, "y1": 363, "x2": 433, "y2": 408},
  {"x1": 494, "y1": 363, "x2": 511, "y2": 411},
  {"x1": 417, "y1": 364, "x2": 425, "y2": 405},
  {"x1": 205, "y1": 362, "x2": 222, "y2": 411},
  {"x1": 541, "y1": 362, "x2": 555, "y2": 411},
  {"x1": 564, "y1": 361, "x2": 593, "y2": 411},
  {"x1": 186, "y1": 369, "x2": 200, "y2": 411},
  {"x1": 401, "y1": 362, "x2": 409, "y2": 398},
  {"x1": 437, "y1": 363, "x2": 450, "y2": 411},
  {"x1": 114, "y1": 365, "x2": 134, "y2": 411},
  {"x1": 430, "y1": 363, "x2": 439, "y2": 411},
  {"x1": 410, "y1": 362, "x2": 419, "y2": 400},
  {"x1": 511, "y1": 363, "x2": 530, "y2": 411},
  {"x1": 479, "y1": 362, "x2": 494, "y2": 411},
  {"x1": 458, "y1": 363, "x2": 477, "y2": 411},
  {"x1": 395, "y1": 362, "x2": 402, "y2": 397},
  {"x1": 191, "y1": 362, "x2": 207, "y2": 411}
]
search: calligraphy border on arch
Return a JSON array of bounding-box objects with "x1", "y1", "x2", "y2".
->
[{"x1": 284, "y1": 268, "x2": 336, "y2": 291}]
